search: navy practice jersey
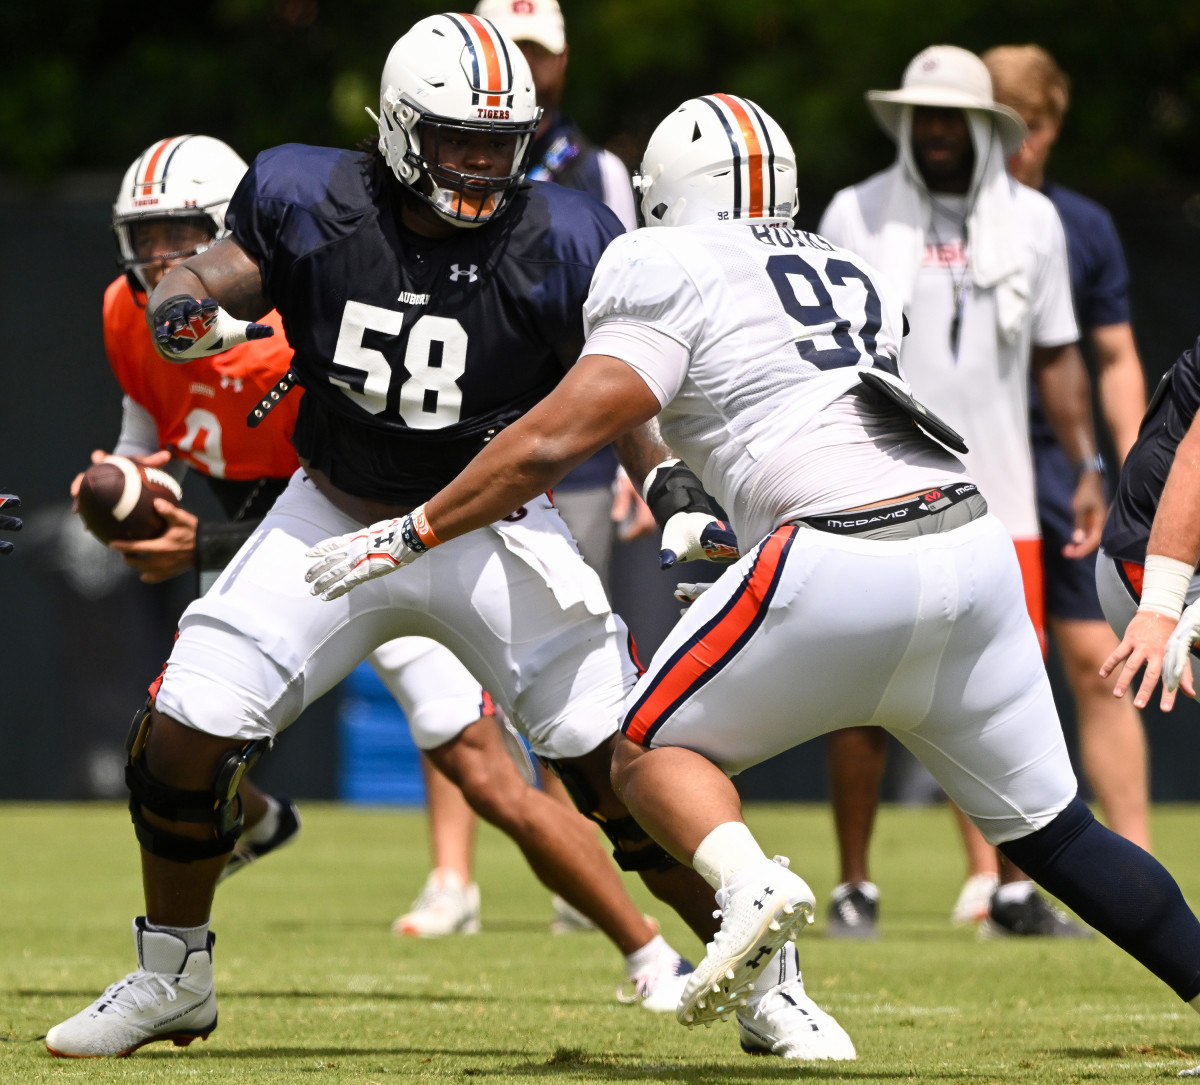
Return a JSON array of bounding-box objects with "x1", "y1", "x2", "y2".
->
[
  {"x1": 1029, "y1": 181, "x2": 1133, "y2": 450},
  {"x1": 1101, "y1": 335, "x2": 1200, "y2": 563},
  {"x1": 225, "y1": 144, "x2": 624, "y2": 502}
]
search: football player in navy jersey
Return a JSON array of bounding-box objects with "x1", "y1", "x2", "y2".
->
[
  {"x1": 398, "y1": 0, "x2": 649, "y2": 940},
  {"x1": 1099, "y1": 337, "x2": 1200, "y2": 714},
  {"x1": 45, "y1": 13, "x2": 752, "y2": 1061}
]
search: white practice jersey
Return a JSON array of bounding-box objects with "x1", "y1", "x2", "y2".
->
[
  {"x1": 820, "y1": 175, "x2": 1078, "y2": 538},
  {"x1": 583, "y1": 221, "x2": 970, "y2": 547}
]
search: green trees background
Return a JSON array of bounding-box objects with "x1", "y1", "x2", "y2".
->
[{"x1": 4, "y1": 0, "x2": 1199, "y2": 214}]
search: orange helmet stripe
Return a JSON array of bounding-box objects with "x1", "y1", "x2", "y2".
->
[
  {"x1": 461, "y1": 14, "x2": 504, "y2": 107},
  {"x1": 138, "y1": 137, "x2": 178, "y2": 197},
  {"x1": 713, "y1": 93, "x2": 764, "y2": 217}
]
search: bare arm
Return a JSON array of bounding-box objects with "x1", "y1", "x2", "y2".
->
[
  {"x1": 1033, "y1": 341, "x2": 1105, "y2": 557},
  {"x1": 1091, "y1": 322, "x2": 1147, "y2": 466},
  {"x1": 146, "y1": 238, "x2": 270, "y2": 334},
  {"x1": 1100, "y1": 409, "x2": 1200, "y2": 708},
  {"x1": 423, "y1": 354, "x2": 662, "y2": 542}
]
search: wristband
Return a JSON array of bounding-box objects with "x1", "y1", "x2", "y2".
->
[
  {"x1": 1138, "y1": 554, "x2": 1195, "y2": 618},
  {"x1": 642, "y1": 458, "x2": 714, "y2": 531},
  {"x1": 1077, "y1": 453, "x2": 1105, "y2": 475},
  {"x1": 402, "y1": 503, "x2": 443, "y2": 554}
]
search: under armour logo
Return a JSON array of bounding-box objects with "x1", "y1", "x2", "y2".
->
[
  {"x1": 449, "y1": 263, "x2": 479, "y2": 283},
  {"x1": 219, "y1": 375, "x2": 243, "y2": 393},
  {"x1": 752, "y1": 886, "x2": 775, "y2": 910},
  {"x1": 373, "y1": 531, "x2": 395, "y2": 548},
  {"x1": 746, "y1": 942, "x2": 774, "y2": 970}
]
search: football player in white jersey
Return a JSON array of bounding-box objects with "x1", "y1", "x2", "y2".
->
[{"x1": 307, "y1": 92, "x2": 1200, "y2": 1059}]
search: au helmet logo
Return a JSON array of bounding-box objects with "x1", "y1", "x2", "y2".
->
[{"x1": 449, "y1": 264, "x2": 479, "y2": 283}]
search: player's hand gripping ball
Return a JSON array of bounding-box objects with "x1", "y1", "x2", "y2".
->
[{"x1": 75, "y1": 456, "x2": 183, "y2": 545}]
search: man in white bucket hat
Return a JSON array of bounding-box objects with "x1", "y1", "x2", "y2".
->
[{"x1": 819, "y1": 44, "x2": 1106, "y2": 941}]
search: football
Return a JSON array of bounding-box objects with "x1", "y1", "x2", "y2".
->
[{"x1": 76, "y1": 456, "x2": 183, "y2": 545}]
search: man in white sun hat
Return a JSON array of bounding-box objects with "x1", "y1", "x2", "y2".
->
[{"x1": 818, "y1": 44, "x2": 1106, "y2": 940}]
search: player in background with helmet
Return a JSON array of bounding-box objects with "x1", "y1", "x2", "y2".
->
[
  {"x1": 304, "y1": 90, "x2": 1200, "y2": 1068},
  {"x1": 44, "y1": 16, "x2": 759, "y2": 1059},
  {"x1": 395, "y1": 0, "x2": 653, "y2": 940},
  {"x1": 817, "y1": 45, "x2": 1105, "y2": 940},
  {"x1": 982, "y1": 45, "x2": 1150, "y2": 851},
  {"x1": 72, "y1": 134, "x2": 304, "y2": 875},
  {"x1": 49, "y1": 126, "x2": 698, "y2": 1061}
]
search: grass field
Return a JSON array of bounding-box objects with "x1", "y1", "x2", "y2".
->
[{"x1": 2, "y1": 801, "x2": 1199, "y2": 1083}]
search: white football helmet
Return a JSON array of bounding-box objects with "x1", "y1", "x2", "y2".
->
[
  {"x1": 113, "y1": 135, "x2": 247, "y2": 294},
  {"x1": 373, "y1": 13, "x2": 541, "y2": 227},
  {"x1": 634, "y1": 95, "x2": 797, "y2": 228}
]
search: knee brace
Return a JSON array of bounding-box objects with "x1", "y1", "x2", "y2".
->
[
  {"x1": 124, "y1": 703, "x2": 270, "y2": 863},
  {"x1": 543, "y1": 757, "x2": 678, "y2": 873}
]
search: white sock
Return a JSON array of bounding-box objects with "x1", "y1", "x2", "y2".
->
[
  {"x1": 625, "y1": 933, "x2": 672, "y2": 976},
  {"x1": 241, "y1": 794, "x2": 281, "y2": 846},
  {"x1": 145, "y1": 919, "x2": 209, "y2": 952},
  {"x1": 748, "y1": 941, "x2": 801, "y2": 999},
  {"x1": 691, "y1": 821, "x2": 769, "y2": 891},
  {"x1": 993, "y1": 879, "x2": 1037, "y2": 907},
  {"x1": 429, "y1": 867, "x2": 468, "y2": 889}
]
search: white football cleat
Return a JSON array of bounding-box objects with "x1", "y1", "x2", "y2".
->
[
  {"x1": 549, "y1": 894, "x2": 597, "y2": 934},
  {"x1": 392, "y1": 869, "x2": 481, "y2": 937},
  {"x1": 45, "y1": 918, "x2": 216, "y2": 1058},
  {"x1": 677, "y1": 856, "x2": 815, "y2": 1028},
  {"x1": 949, "y1": 872, "x2": 999, "y2": 926},
  {"x1": 617, "y1": 941, "x2": 695, "y2": 1012},
  {"x1": 737, "y1": 944, "x2": 856, "y2": 1060}
]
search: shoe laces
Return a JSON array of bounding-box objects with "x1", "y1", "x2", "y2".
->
[
  {"x1": 833, "y1": 893, "x2": 865, "y2": 925},
  {"x1": 96, "y1": 966, "x2": 202, "y2": 1019},
  {"x1": 831, "y1": 882, "x2": 875, "y2": 924}
]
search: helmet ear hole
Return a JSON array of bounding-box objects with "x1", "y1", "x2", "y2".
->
[{"x1": 650, "y1": 203, "x2": 668, "y2": 221}]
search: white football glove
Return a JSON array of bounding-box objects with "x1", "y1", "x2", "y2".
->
[
  {"x1": 305, "y1": 514, "x2": 424, "y2": 600},
  {"x1": 659, "y1": 511, "x2": 739, "y2": 569},
  {"x1": 673, "y1": 580, "x2": 713, "y2": 616},
  {"x1": 152, "y1": 295, "x2": 274, "y2": 362},
  {"x1": 1163, "y1": 598, "x2": 1200, "y2": 695}
]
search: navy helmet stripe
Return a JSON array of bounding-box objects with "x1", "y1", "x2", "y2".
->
[
  {"x1": 158, "y1": 135, "x2": 194, "y2": 195},
  {"x1": 445, "y1": 14, "x2": 482, "y2": 106},
  {"x1": 699, "y1": 95, "x2": 743, "y2": 218}
]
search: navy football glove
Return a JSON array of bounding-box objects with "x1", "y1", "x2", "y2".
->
[
  {"x1": 659, "y1": 513, "x2": 739, "y2": 569},
  {"x1": 152, "y1": 295, "x2": 274, "y2": 362},
  {"x1": 0, "y1": 493, "x2": 21, "y2": 555},
  {"x1": 643, "y1": 459, "x2": 739, "y2": 569}
]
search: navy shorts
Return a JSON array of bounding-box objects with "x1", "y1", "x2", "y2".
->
[{"x1": 1034, "y1": 434, "x2": 1107, "y2": 622}]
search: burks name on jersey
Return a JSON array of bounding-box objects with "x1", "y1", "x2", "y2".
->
[{"x1": 746, "y1": 222, "x2": 836, "y2": 253}]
